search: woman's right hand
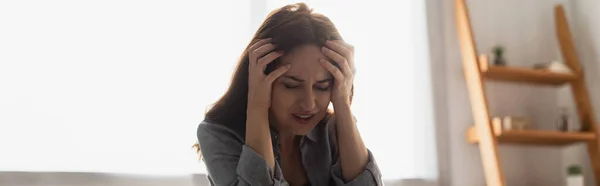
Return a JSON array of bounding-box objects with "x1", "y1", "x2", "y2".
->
[
  {"x1": 245, "y1": 38, "x2": 289, "y2": 170},
  {"x1": 247, "y1": 38, "x2": 290, "y2": 109}
]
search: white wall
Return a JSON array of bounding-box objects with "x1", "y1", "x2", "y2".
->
[
  {"x1": 425, "y1": 0, "x2": 451, "y2": 184},
  {"x1": 440, "y1": 0, "x2": 581, "y2": 186}
]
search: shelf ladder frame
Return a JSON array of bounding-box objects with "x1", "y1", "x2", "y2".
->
[{"x1": 454, "y1": 0, "x2": 600, "y2": 185}]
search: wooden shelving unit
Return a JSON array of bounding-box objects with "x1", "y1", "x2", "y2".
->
[
  {"x1": 454, "y1": 0, "x2": 600, "y2": 185},
  {"x1": 477, "y1": 54, "x2": 578, "y2": 85},
  {"x1": 467, "y1": 127, "x2": 596, "y2": 146}
]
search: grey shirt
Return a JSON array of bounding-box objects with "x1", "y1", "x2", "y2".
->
[{"x1": 196, "y1": 115, "x2": 383, "y2": 186}]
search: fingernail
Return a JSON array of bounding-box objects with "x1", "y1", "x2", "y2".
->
[
  {"x1": 319, "y1": 59, "x2": 326, "y2": 63},
  {"x1": 285, "y1": 64, "x2": 292, "y2": 68}
]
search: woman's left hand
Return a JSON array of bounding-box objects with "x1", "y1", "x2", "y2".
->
[{"x1": 320, "y1": 40, "x2": 355, "y2": 107}]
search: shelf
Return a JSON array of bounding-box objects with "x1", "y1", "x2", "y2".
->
[
  {"x1": 467, "y1": 126, "x2": 597, "y2": 146},
  {"x1": 477, "y1": 54, "x2": 578, "y2": 86}
]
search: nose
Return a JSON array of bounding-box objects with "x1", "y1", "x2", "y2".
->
[{"x1": 299, "y1": 89, "x2": 316, "y2": 111}]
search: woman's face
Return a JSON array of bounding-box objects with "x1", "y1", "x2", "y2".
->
[{"x1": 270, "y1": 44, "x2": 332, "y2": 136}]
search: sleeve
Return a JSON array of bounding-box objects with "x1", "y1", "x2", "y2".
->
[
  {"x1": 326, "y1": 115, "x2": 383, "y2": 186},
  {"x1": 330, "y1": 149, "x2": 383, "y2": 186},
  {"x1": 197, "y1": 122, "x2": 285, "y2": 186}
]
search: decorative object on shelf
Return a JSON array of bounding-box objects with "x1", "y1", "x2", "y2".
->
[
  {"x1": 581, "y1": 121, "x2": 592, "y2": 132},
  {"x1": 491, "y1": 116, "x2": 532, "y2": 131},
  {"x1": 557, "y1": 107, "x2": 578, "y2": 132},
  {"x1": 533, "y1": 60, "x2": 573, "y2": 74},
  {"x1": 504, "y1": 116, "x2": 531, "y2": 130},
  {"x1": 492, "y1": 45, "x2": 507, "y2": 66},
  {"x1": 567, "y1": 165, "x2": 584, "y2": 186}
]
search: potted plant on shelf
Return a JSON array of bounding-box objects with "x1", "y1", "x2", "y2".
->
[
  {"x1": 567, "y1": 164, "x2": 584, "y2": 186},
  {"x1": 492, "y1": 45, "x2": 507, "y2": 66}
]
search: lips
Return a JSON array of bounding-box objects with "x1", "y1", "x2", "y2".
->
[
  {"x1": 292, "y1": 113, "x2": 315, "y2": 125},
  {"x1": 293, "y1": 114, "x2": 313, "y2": 118}
]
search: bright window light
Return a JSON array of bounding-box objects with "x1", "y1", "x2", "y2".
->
[{"x1": 0, "y1": 0, "x2": 436, "y2": 181}]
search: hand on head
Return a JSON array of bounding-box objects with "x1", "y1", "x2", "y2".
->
[{"x1": 247, "y1": 38, "x2": 291, "y2": 109}]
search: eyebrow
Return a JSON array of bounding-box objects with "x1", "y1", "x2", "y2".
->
[{"x1": 283, "y1": 75, "x2": 331, "y2": 83}]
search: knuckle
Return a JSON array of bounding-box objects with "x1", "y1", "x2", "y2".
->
[
  {"x1": 256, "y1": 58, "x2": 265, "y2": 66},
  {"x1": 252, "y1": 48, "x2": 260, "y2": 55},
  {"x1": 345, "y1": 51, "x2": 352, "y2": 57},
  {"x1": 248, "y1": 54, "x2": 257, "y2": 63},
  {"x1": 258, "y1": 58, "x2": 269, "y2": 67}
]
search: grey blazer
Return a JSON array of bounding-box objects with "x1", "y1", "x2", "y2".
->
[{"x1": 197, "y1": 115, "x2": 382, "y2": 186}]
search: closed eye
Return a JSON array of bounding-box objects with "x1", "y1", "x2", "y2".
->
[
  {"x1": 284, "y1": 83, "x2": 330, "y2": 91},
  {"x1": 284, "y1": 83, "x2": 300, "y2": 89},
  {"x1": 315, "y1": 85, "x2": 330, "y2": 91},
  {"x1": 315, "y1": 80, "x2": 331, "y2": 91}
]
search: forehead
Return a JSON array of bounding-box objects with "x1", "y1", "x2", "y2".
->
[{"x1": 280, "y1": 45, "x2": 330, "y2": 80}]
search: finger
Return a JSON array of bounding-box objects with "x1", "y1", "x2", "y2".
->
[
  {"x1": 257, "y1": 51, "x2": 284, "y2": 71},
  {"x1": 249, "y1": 38, "x2": 272, "y2": 52},
  {"x1": 332, "y1": 40, "x2": 354, "y2": 52},
  {"x1": 266, "y1": 64, "x2": 291, "y2": 83},
  {"x1": 331, "y1": 40, "x2": 355, "y2": 73},
  {"x1": 326, "y1": 40, "x2": 352, "y2": 59},
  {"x1": 248, "y1": 39, "x2": 274, "y2": 67},
  {"x1": 250, "y1": 43, "x2": 276, "y2": 65},
  {"x1": 322, "y1": 47, "x2": 351, "y2": 75},
  {"x1": 320, "y1": 58, "x2": 344, "y2": 81}
]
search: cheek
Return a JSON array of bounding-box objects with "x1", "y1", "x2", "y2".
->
[
  {"x1": 271, "y1": 86, "x2": 295, "y2": 109},
  {"x1": 315, "y1": 91, "x2": 331, "y2": 109}
]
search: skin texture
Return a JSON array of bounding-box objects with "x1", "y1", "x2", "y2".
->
[
  {"x1": 246, "y1": 38, "x2": 368, "y2": 185},
  {"x1": 270, "y1": 44, "x2": 332, "y2": 137},
  {"x1": 320, "y1": 40, "x2": 369, "y2": 182},
  {"x1": 270, "y1": 44, "x2": 332, "y2": 185},
  {"x1": 245, "y1": 38, "x2": 290, "y2": 173}
]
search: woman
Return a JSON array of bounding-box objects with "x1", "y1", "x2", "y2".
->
[{"x1": 197, "y1": 3, "x2": 382, "y2": 186}]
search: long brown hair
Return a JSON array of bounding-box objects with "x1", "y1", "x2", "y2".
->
[
  {"x1": 193, "y1": 3, "x2": 348, "y2": 158},
  {"x1": 204, "y1": 3, "x2": 344, "y2": 134}
]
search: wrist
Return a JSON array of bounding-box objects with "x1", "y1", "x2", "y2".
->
[
  {"x1": 332, "y1": 97, "x2": 351, "y2": 107},
  {"x1": 247, "y1": 105, "x2": 268, "y2": 115},
  {"x1": 332, "y1": 101, "x2": 351, "y2": 112},
  {"x1": 247, "y1": 99, "x2": 271, "y2": 110}
]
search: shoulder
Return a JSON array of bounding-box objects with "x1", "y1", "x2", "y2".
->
[{"x1": 196, "y1": 119, "x2": 245, "y2": 147}]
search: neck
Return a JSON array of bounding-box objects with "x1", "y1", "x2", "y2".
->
[
  {"x1": 278, "y1": 130, "x2": 296, "y2": 147},
  {"x1": 277, "y1": 130, "x2": 300, "y2": 156},
  {"x1": 270, "y1": 118, "x2": 296, "y2": 148}
]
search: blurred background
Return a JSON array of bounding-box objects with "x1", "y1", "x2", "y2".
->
[
  {"x1": 0, "y1": 0, "x2": 436, "y2": 185},
  {"x1": 1, "y1": 0, "x2": 599, "y2": 186}
]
